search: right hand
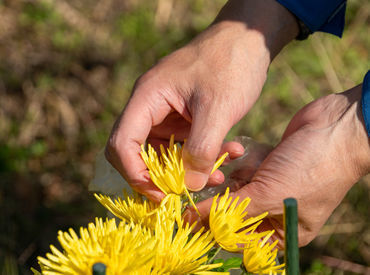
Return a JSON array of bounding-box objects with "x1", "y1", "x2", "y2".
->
[
  {"x1": 184, "y1": 85, "x2": 370, "y2": 247},
  {"x1": 105, "y1": 0, "x2": 298, "y2": 201}
]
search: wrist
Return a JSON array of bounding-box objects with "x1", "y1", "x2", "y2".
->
[
  {"x1": 213, "y1": 0, "x2": 299, "y2": 60},
  {"x1": 341, "y1": 85, "x2": 370, "y2": 179}
]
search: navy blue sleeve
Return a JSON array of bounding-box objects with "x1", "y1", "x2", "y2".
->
[
  {"x1": 361, "y1": 71, "x2": 370, "y2": 137},
  {"x1": 276, "y1": 0, "x2": 347, "y2": 37}
]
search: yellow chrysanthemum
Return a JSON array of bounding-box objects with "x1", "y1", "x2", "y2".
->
[
  {"x1": 95, "y1": 190, "x2": 160, "y2": 229},
  {"x1": 209, "y1": 188, "x2": 269, "y2": 252},
  {"x1": 151, "y1": 216, "x2": 224, "y2": 275},
  {"x1": 95, "y1": 189, "x2": 183, "y2": 230},
  {"x1": 140, "y1": 135, "x2": 228, "y2": 216},
  {"x1": 34, "y1": 218, "x2": 156, "y2": 275},
  {"x1": 243, "y1": 231, "x2": 285, "y2": 274}
]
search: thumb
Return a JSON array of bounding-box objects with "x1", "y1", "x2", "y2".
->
[{"x1": 182, "y1": 104, "x2": 232, "y2": 191}]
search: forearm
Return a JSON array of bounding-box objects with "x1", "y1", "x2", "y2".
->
[{"x1": 213, "y1": 0, "x2": 299, "y2": 61}]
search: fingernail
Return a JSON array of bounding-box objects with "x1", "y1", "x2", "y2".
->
[
  {"x1": 185, "y1": 170, "x2": 208, "y2": 191},
  {"x1": 144, "y1": 190, "x2": 166, "y2": 203},
  {"x1": 233, "y1": 149, "x2": 245, "y2": 156}
]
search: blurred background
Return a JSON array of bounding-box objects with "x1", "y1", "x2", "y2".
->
[{"x1": 0, "y1": 0, "x2": 369, "y2": 274}]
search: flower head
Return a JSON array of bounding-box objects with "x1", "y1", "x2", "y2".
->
[
  {"x1": 95, "y1": 189, "x2": 185, "y2": 230},
  {"x1": 243, "y1": 230, "x2": 285, "y2": 274},
  {"x1": 140, "y1": 135, "x2": 228, "y2": 216},
  {"x1": 95, "y1": 190, "x2": 160, "y2": 229},
  {"x1": 209, "y1": 188, "x2": 269, "y2": 252},
  {"x1": 152, "y1": 217, "x2": 222, "y2": 274},
  {"x1": 35, "y1": 218, "x2": 156, "y2": 275}
]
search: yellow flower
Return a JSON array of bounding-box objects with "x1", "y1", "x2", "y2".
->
[
  {"x1": 34, "y1": 218, "x2": 156, "y2": 275},
  {"x1": 95, "y1": 190, "x2": 160, "y2": 229},
  {"x1": 243, "y1": 231, "x2": 285, "y2": 274},
  {"x1": 95, "y1": 189, "x2": 184, "y2": 230},
  {"x1": 151, "y1": 217, "x2": 224, "y2": 275},
  {"x1": 140, "y1": 135, "x2": 228, "y2": 216},
  {"x1": 209, "y1": 188, "x2": 269, "y2": 252}
]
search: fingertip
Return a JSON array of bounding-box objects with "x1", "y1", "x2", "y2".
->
[
  {"x1": 129, "y1": 176, "x2": 166, "y2": 203},
  {"x1": 207, "y1": 170, "x2": 225, "y2": 186},
  {"x1": 182, "y1": 114, "x2": 230, "y2": 191},
  {"x1": 185, "y1": 170, "x2": 208, "y2": 191},
  {"x1": 143, "y1": 190, "x2": 166, "y2": 203},
  {"x1": 222, "y1": 141, "x2": 245, "y2": 159}
]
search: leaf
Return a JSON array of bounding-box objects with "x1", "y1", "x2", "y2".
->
[
  {"x1": 211, "y1": 257, "x2": 243, "y2": 272},
  {"x1": 223, "y1": 257, "x2": 243, "y2": 270}
]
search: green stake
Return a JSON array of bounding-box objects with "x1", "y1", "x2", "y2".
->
[
  {"x1": 284, "y1": 198, "x2": 299, "y2": 275},
  {"x1": 92, "y1": 263, "x2": 106, "y2": 275}
]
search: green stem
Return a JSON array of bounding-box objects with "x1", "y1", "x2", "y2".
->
[
  {"x1": 284, "y1": 198, "x2": 299, "y2": 275},
  {"x1": 207, "y1": 247, "x2": 222, "y2": 264}
]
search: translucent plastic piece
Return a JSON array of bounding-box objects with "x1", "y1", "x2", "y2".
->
[
  {"x1": 195, "y1": 136, "x2": 272, "y2": 201},
  {"x1": 89, "y1": 150, "x2": 131, "y2": 196},
  {"x1": 89, "y1": 136, "x2": 272, "y2": 200}
]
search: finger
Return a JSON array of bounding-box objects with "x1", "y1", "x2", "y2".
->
[
  {"x1": 183, "y1": 102, "x2": 233, "y2": 191},
  {"x1": 206, "y1": 141, "x2": 244, "y2": 186},
  {"x1": 207, "y1": 169, "x2": 225, "y2": 186},
  {"x1": 148, "y1": 137, "x2": 238, "y2": 187},
  {"x1": 105, "y1": 88, "x2": 171, "y2": 201},
  {"x1": 219, "y1": 141, "x2": 245, "y2": 165},
  {"x1": 228, "y1": 143, "x2": 272, "y2": 182}
]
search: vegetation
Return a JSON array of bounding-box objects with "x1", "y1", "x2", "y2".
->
[{"x1": 0, "y1": 0, "x2": 368, "y2": 274}]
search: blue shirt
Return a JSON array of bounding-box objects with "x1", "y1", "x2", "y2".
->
[
  {"x1": 277, "y1": 0, "x2": 347, "y2": 37},
  {"x1": 362, "y1": 71, "x2": 370, "y2": 137}
]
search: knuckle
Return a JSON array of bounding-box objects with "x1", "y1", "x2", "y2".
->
[
  {"x1": 190, "y1": 90, "x2": 215, "y2": 111},
  {"x1": 105, "y1": 137, "x2": 119, "y2": 163},
  {"x1": 184, "y1": 142, "x2": 218, "y2": 171}
]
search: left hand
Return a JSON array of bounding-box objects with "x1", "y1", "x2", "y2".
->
[{"x1": 184, "y1": 84, "x2": 370, "y2": 248}]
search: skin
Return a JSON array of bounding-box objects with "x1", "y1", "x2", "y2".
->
[
  {"x1": 105, "y1": 0, "x2": 298, "y2": 200},
  {"x1": 105, "y1": 0, "x2": 370, "y2": 246},
  {"x1": 184, "y1": 85, "x2": 370, "y2": 247}
]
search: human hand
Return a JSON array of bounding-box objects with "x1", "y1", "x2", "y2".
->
[
  {"x1": 184, "y1": 84, "x2": 370, "y2": 247},
  {"x1": 105, "y1": 0, "x2": 298, "y2": 201}
]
